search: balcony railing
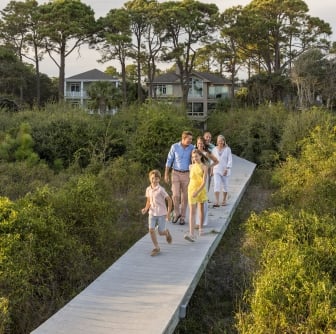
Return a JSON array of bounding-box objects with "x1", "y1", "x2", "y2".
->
[{"x1": 65, "y1": 91, "x2": 88, "y2": 98}]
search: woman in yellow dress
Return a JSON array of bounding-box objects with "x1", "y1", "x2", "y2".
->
[{"x1": 185, "y1": 149, "x2": 208, "y2": 242}]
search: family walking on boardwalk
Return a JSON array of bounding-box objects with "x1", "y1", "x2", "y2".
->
[{"x1": 142, "y1": 130, "x2": 232, "y2": 255}]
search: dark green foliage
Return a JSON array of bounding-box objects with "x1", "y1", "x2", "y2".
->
[
  {"x1": 207, "y1": 104, "x2": 287, "y2": 167},
  {"x1": 0, "y1": 109, "x2": 126, "y2": 170},
  {"x1": 125, "y1": 102, "x2": 194, "y2": 170},
  {"x1": 0, "y1": 161, "x2": 54, "y2": 200},
  {"x1": 0, "y1": 122, "x2": 39, "y2": 164}
]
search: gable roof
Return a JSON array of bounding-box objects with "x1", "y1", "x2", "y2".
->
[
  {"x1": 152, "y1": 71, "x2": 231, "y2": 85},
  {"x1": 66, "y1": 69, "x2": 118, "y2": 81}
]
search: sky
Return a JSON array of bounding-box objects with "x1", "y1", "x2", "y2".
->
[{"x1": 0, "y1": 0, "x2": 336, "y2": 78}]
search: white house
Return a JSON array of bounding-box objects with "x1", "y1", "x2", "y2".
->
[{"x1": 64, "y1": 69, "x2": 120, "y2": 112}]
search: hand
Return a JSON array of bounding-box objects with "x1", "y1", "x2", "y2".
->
[
  {"x1": 141, "y1": 208, "x2": 147, "y2": 214},
  {"x1": 164, "y1": 174, "x2": 170, "y2": 184}
]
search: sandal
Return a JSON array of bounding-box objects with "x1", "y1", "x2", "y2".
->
[
  {"x1": 179, "y1": 218, "x2": 185, "y2": 225},
  {"x1": 212, "y1": 204, "x2": 220, "y2": 208},
  {"x1": 150, "y1": 248, "x2": 160, "y2": 256},
  {"x1": 172, "y1": 214, "x2": 181, "y2": 224},
  {"x1": 184, "y1": 234, "x2": 195, "y2": 242}
]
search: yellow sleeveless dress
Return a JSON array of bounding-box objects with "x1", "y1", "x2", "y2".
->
[{"x1": 188, "y1": 163, "x2": 207, "y2": 205}]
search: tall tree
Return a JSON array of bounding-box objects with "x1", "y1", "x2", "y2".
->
[
  {"x1": 219, "y1": 6, "x2": 246, "y2": 101},
  {"x1": 125, "y1": 0, "x2": 156, "y2": 103},
  {"x1": 291, "y1": 48, "x2": 329, "y2": 109},
  {"x1": 0, "y1": 0, "x2": 46, "y2": 106},
  {"x1": 160, "y1": 0, "x2": 219, "y2": 107},
  {"x1": 95, "y1": 8, "x2": 132, "y2": 105},
  {"x1": 0, "y1": 45, "x2": 27, "y2": 97},
  {"x1": 241, "y1": 0, "x2": 331, "y2": 75},
  {"x1": 139, "y1": 0, "x2": 164, "y2": 99},
  {"x1": 0, "y1": 0, "x2": 30, "y2": 101},
  {"x1": 38, "y1": 0, "x2": 95, "y2": 100},
  {"x1": 320, "y1": 54, "x2": 336, "y2": 110}
]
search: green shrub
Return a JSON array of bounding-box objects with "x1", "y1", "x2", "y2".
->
[
  {"x1": 207, "y1": 104, "x2": 287, "y2": 166},
  {"x1": 0, "y1": 297, "x2": 9, "y2": 334},
  {"x1": 279, "y1": 107, "x2": 336, "y2": 159},
  {"x1": 238, "y1": 210, "x2": 336, "y2": 333},
  {"x1": 0, "y1": 161, "x2": 55, "y2": 200},
  {"x1": 0, "y1": 122, "x2": 38, "y2": 164},
  {"x1": 273, "y1": 124, "x2": 336, "y2": 216},
  {"x1": 125, "y1": 102, "x2": 194, "y2": 170},
  {"x1": 0, "y1": 193, "x2": 89, "y2": 333},
  {"x1": 0, "y1": 108, "x2": 127, "y2": 171}
]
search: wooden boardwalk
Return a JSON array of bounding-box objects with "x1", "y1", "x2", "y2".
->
[{"x1": 31, "y1": 155, "x2": 256, "y2": 334}]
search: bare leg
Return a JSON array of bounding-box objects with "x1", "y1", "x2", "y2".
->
[
  {"x1": 189, "y1": 203, "x2": 196, "y2": 237},
  {"x1": 149, "y1": 228, "x2": 159, "y2": 250},
  {"x1": 198, "y1": 202, "x2": 204, "y2": 235},
  {"x1": 214, "y1": 191, "x2": 220, "y2": 206},
  {"x1": 222, "y1": 192, "x2": 228, "y2": 205}
]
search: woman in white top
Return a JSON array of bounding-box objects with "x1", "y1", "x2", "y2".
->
[{"x1": 211, "y1": 135, "x2": 232, "y2": 207}]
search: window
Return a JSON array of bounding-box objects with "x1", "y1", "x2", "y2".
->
[
  {"x1": 188, "y1": 78, "x2": 203, "y2": 97},
  {"x1": 187, "y1": 102, "x2": 204, "y2": 117},
  {"x1": 154, "y1": 84, "x2": 172, "y2": 96},
  {"x1": 208, "y1": 85, "x2": 229, "y2": 99},
  {"x1": 70, "y1": 83, "x2": 80, "y2": 92}
]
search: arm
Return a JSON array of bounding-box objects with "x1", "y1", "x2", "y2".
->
[
  {"x1": 207, "y1": 152, "x2": 219, "y2": 168},
  {"x1": 193, "y1": 165, "x2": 208, "y2": 198},
  {"x1": 165, "y1": 144, "x2": 175, "y2": 184},
  {"x1": 141, "y1": 197, "x2": 150, "y2": 214},
  {"x1": 164, "y1": 166, "x2": 170, "y2": 184},
  {"x1": 226, "y1": 148, "x2": 232, "y2": 169},
  {"x1": 223, "y1": 148, "x2": 233, "y2": 176},
  {"x1": 165, "y1": 195, "x2": 173, "y2": 221}
]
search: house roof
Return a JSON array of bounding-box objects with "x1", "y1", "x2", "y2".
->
[
  {"x1": 66, "y1": 69, "x2": 119, "y2": 81},
  {"x1": 152, "y1": 71, "x2": 231, "y2": 85}
]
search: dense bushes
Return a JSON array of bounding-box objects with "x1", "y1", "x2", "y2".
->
[
  {"x1": 0, "y1": 103, "x2": 192, "y2": 333},
  {"x1": 0, "y1": 170, "x2": 146, "y2": 333},
  {"x1": 1, "y1": 102, "x2": 336, "y2": 333},
  {"x1": 0, "y1": 108, "x2": 127, "y2": 172},
  {"x1": 237, "y1": 123, "x2": 336, "y2": 333},
  {"x1": 207, "y1": 104, "x2": 288, "y2": 167},
  {"x1": 126, "y1": 102, "x2": 193, "y2": 169},
  {"x1": 274, "y1": 124, "x2": 336, "y2": 216}
]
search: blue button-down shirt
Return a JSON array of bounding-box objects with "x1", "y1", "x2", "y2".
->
[{"x1": 166, "y1": 142, "x2": 193, "y2": 171}]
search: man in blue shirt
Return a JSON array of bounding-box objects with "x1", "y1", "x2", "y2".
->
[{"x1": 164, "y1": 131, "x2": 193, "y2": 225}]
